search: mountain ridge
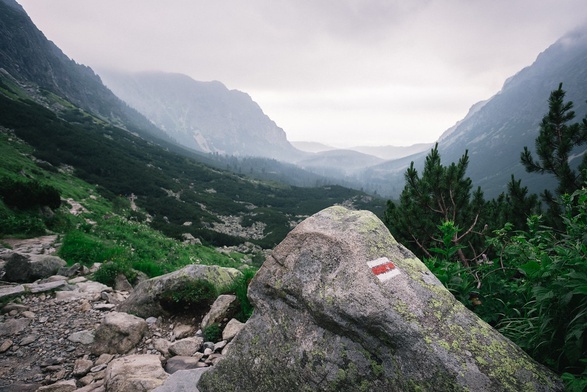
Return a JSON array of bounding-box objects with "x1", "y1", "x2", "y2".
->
[
  {"x1": 362, "y1": 26, "x2": 587, "y2": 198},
  {"x1": 98, "y1": 70, "x2": 301, "y2": 161},
  {"x1": 0, "y1": 0, "x2": 171, "y2": 142}
]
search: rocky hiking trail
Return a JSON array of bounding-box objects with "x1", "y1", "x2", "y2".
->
[
  {"x1": 0, "y1": 207, "x2": 567, "y2": 391},
  {"x1": 0, "y1": 236, "x2": 243, "y2": 392}
]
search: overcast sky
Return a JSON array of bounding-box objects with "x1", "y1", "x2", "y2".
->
[{"x1": 17, "y1": 0, "x2": 587, "y2": 147}]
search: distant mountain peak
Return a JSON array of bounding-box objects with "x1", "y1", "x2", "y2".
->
[{"x1": 99, "y1": 70, "x2": 301, "y2": 161}]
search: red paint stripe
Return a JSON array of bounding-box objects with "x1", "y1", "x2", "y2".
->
[{"x1": 371, "y1": 262, "x2": 396, "y2": 275}]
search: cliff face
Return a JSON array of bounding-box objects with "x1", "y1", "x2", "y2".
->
[
  {"x1": 99, "y1": 70, "x2": 302, "y2": 161},
  {"x1": 0, "y1": 0, "x2": 169, "y2": 141}
]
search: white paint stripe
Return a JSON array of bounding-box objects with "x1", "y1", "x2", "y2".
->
[
  {"x1": 376, "y1": 268, "x2": 401, "y2": 282},
  {"x1": 367, "y1": 257, "x2": 391, "y2": 268}
]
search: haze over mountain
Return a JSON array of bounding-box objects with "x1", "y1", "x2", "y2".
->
[
  {"x1": 99, "y1": 70, "x2": 301, "y2": 161},
  {"x1": 5, "y1": 0, "x2": 587, "y2": 202},
  {"x1": 0, "y1": 0, "x2": 384, "y2": 249},
  {"x1": 98, "y1": 70, "x2": 413, "y2": 186},
  {"x1": 292, "y1": 141, "x2": 433, "y2": 161},
  {"x1": 96, "y1": 24, "x2": 587, "y2": 200},
  {"x1": 0, "y1": 0, "x2": 170, "y2": 143},
  {"x1": 362, "y1": 26, "x2": 587, "y2": 198}
]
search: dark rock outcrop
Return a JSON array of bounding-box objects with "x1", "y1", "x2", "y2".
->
[
  {"x1": 3, "y1": 253, "x2": 66, "y2": 283},
  {"x1": 198, "y1": 206, "x2": 564, "y2": 391}
]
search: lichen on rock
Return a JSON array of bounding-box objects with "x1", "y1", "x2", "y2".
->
[{"x1": 198, "y1": 206, "x2": 563, "y2": 392}]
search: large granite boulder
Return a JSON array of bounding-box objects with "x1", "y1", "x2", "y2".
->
[
  {"x1": 118, "y1": 264, "x2": 242, "y2": 318},
  {"x1": 3, "y1": 253, "x2": 66, "y2": 283},
  {"x1": 198, "y1": 206, "x2": 563, "y2": 391}
]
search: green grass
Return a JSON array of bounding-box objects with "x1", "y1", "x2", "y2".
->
[{"x1": 0, "y1": 127, "x2": 253, "y2": 279}]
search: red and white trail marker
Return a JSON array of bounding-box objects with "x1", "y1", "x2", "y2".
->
[{"x1": 367, "y1": 257, "x2": 400, "y2": 282}]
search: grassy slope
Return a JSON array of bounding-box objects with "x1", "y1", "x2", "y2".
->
[
  {"x1": 0, "y1": 83, "x2": 384, "y2": 250},
  {"x1": 0, "y1": 128, "x2": 251, "y2": 276}
]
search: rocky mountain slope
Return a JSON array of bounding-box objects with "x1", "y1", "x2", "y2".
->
[
  {"x1": 364, "y1": 26, "x2": 587, "y2": 198},
  {"x1": 0, "y1": 0, "x2": 170, "y2": 143},
  {"x1": 99, "y1": 71, "x2": 301, "y2": 161}
]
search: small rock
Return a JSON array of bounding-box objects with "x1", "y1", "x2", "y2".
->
[
  {"x1": 0, "y1": 317, "x2": 31, "y2": 336},
  {"x1": 152, "y1": 368, "x2": 211, "y2": 392},
  {"x1": 91, "y1": 364, "x2": 108, "y2": 373},
  {"x1": 21, "y1": 310, "x2": 35, "y2": 319},
  {"x1": 91, "y1": 312, "x2": 148, "y2": 355},
  {"x1": 94, "y1": 353, "x2": 114, "y2": 366},
  {"x1": 153, "y1": 338, "x2": 171, "y2": 357},
  {"x1": 173, "y1": 323, "x2": 194, "y2": 339},
  {"x1": 104, "y1": 354, "x2": 168, "y2": 392},
  {"x1": 78, "y1": 373, "x2": 94, "y2": 386},
  {"x1": 146, "y1": 317, "x2": 158, "y2": 325},
  {"x1": 36, "y1": 379, "x2": 76, "y2": 391},
  {"x1": 200, "y1": 294, "x2": 237, "y2": 330},
  {"x1": 213, "y1": 340, "x2": 227, "y2": 352},
  {"x1": 114, "y1": 274, "x2": 133, "y2": 291},
  {"x1": 68, "y1": 276, "x2": 88, "y2": 284},
  {"x1": 79, "y1": 300, "x2": 92, "y2": 312},
  {"x1": 44, "y1": 365, "x2": 62, "y2": 372},
  {"x1": 169, "y1": 337, "x2": 203, "y2": 357},
  {"x1": 222, "y1": 318, "x2": 245, "y2": 341},
  {"x1": 73, "y1": 358, "x2": 94, "y2": 377},
  {"x1": 164, "y1": 354, "x2": 205, "y2": 374},
  {"x1": 206, "y1": 353, "x2": 223, "y2": 366},
  {"x1": 1, "y1": 303, "x2": 28, "y2": 314},
  {"x1": 19, "y1": 334, "x2": 38, "y2": 346},
  {"x1": 93, "y1": 303, "x2": 116, "y2": 311},
  {"x1": 0, "y1": 338, "x2": 13, "y2": 352},
  {"x1": 100, "y1": 291, "x2": 126, "y2": 305},
  {"x1": 68, "y1": 330, "x2": 95, "y2": 345},
  {"x1": 54, "y1": 291, "x2": 79, "y2": 302}
]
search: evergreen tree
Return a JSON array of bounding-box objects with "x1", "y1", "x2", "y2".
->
[
  {"x1": 487, "y1": 175, "x2": 541, "y2": 230},
  {"x1": 521, "y1": 83, "x2": 587, "y2": 213},
  {"x1": 384, "y1": 144, "x2": 485, "y2": 266}
]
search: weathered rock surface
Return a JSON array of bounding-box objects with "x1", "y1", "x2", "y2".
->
[
  {"x1": 91, "y1": 312, "x2": 148, "y2": 355},
  {"x1": 221, "y1": 318, "x2": 244, "y2": 342},
  {"x1": 154, "y1": 368, "x2": 210, "y2": 392},
  {"x1": 198, "y1": 206, "x2": 564, "y2": 391},
  {"x1": 200, "y1": 294, "x2": 237, "y2": 330},
  {"x1": 104, "y1": 354, "x2": 168, "y2": 392},
  {"x1": 118, "y1": 264, "x2": 242, "y2": 318}
]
